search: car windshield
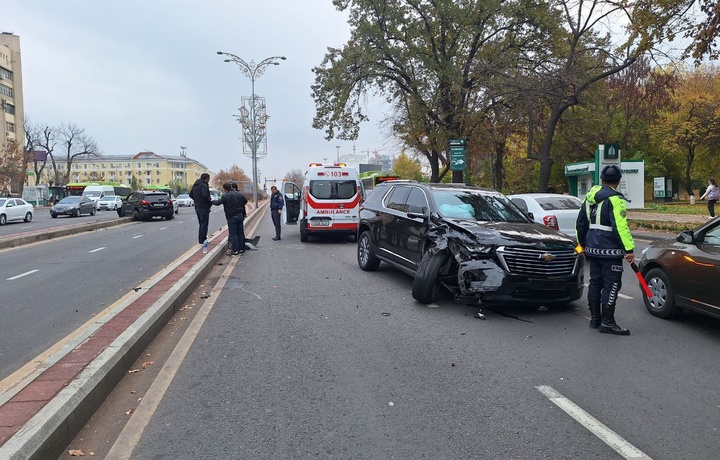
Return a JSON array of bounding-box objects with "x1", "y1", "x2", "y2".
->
[
  {"x1": 178, "y1": 194, "x2": 190, "y2": 199},
  {"x1": 535, "y1": 195, "x2": 582, "y2": 211},
  {"x1": 60, "y1": 197, "x2": 81, "y2": 204},
  {"x1": 0, "y1": 199, "x2": 6, "y2": 206},
  {"x1": 83, "y1": 192, "x2": 101, "y2": 198},
  {"x1": 431, "y1": 189, "x2": 528, "y2": 223},
  {"x1": 99, "y1": 196, "x2": 117, "y2": 201}
]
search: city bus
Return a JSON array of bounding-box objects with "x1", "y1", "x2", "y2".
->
[
  {"x1": 358, "y1": 171, "x2": 400, "y2": 193},
  {"x1": 65, "y1": 182, "x2": 128, "y2": 197}
]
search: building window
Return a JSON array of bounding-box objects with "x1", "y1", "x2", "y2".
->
[
  {"x1": 84, "y1": 164, "x2": 88, "y2": 169},
  {"x1": 137, "y1": 162, "x2": 141, "y2": 168},
  {"x1": 145, "y1": 178, "x2": 151, "y2": 185},
  {"x1": 0, "y1": 83, "x2": 12, "y2": 98},
  {"x1": 5, "y1": 121, "x2": 14, "y2": 133},
  {"x1": 3, "y1": 103, "x2": 14, "y2": 115},
  {"x1": 0, "y1": 66, "x2": 12, "y2": 81}
]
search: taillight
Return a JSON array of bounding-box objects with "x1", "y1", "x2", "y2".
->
[
  {"x1": 303, "y1": 186, "x2": 309, "y2": 216},
  {"x1": 543, "y1": 215, "x2": 559, "y2": 230},
  {"x1": 357, "y1": 185, "x2": 363, "y2": 204},
  {"x1": 141, "y1": 200, "x2": 150, "y2": 205}
]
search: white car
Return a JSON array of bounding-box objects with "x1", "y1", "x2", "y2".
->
[
  {"x1": 97, "y1": 195, "x2": 123, "y2": 211},
  {"x1": 176, "y1": 193, "x2": 194, "y2": 207},
  {"x1": 0, "y1": 197, "x2": 34, "y2": 225},
  {"x1": 508, "y1": 193, "x2": 582, "y2": 237}
]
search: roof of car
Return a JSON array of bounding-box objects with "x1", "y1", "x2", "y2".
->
[{"x1": 382, "y1": 181, "x2": 500, "y2": 194}]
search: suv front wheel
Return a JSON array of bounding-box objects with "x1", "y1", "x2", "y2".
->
[
  {"x1": 412, "y1": 251, "x2": 449, "y2": 304},
  {"x1": 357, "y1": 230, "x2": 380, "y2": 271}
]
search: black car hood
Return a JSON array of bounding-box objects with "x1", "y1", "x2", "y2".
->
[{"x1": 433, "y1": 216, "x2": 576, "y2": 249}]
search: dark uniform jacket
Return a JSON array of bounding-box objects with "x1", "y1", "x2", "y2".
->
[
  {"x1": 576, "y1": 185, "x2": 634, "y2": 258},
  {"x1": 270, "y1": 191, "x2": 284, "y2": 211}
]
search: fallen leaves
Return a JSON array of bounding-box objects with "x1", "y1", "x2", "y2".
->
[{"x1": 68, "y1": 449, "x2": 85, "y2": 456}]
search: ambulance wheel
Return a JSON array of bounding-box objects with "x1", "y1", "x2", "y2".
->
[
  {"x1": 300, "y1": 226, "x2": 309, "y2": 242},
  {"x1": 412, "y1": 251, "x2": 449, "y2": 304},
  {"x1": 357, "y1": 231, "x2": 380, "y2": 271}
]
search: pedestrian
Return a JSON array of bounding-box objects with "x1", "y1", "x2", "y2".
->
[
  {"x1": 212, "y1": 182, "x2": 248, "y2": 255},
  {"x1": 269, "y1": 185, "x2": 284, "y2": 240},
  {"x1": 699, "y1": 177, "x2": 719, "y2": 218},
  {"x1": 190, "y1": 173, "x2": 212, "y2": 245},
  {"x1": 575, "y1": 164, "x2": 634, "y2": 336}
]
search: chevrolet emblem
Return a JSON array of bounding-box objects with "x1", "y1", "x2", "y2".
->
[{"x1": 539, "y1": 253, "x2": 555, "y2": 262}]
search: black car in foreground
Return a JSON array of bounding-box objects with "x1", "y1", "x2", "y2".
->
[
  {"x1": 638, "y1": 217, "x2": 720, "y2": 320},
  {"x1": 50, "y1": 196, "x2": 97, "y2": 218},
  {"x1": 118, "y1": 191, "x2": 174, "y2": 221},
  {"x1": 357, "y1": 181, "x2": 584, "y2": 306}
]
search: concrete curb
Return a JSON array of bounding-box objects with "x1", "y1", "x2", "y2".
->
[{"x1": 0, "y1": 201, "x2": 269, "y2": 459}]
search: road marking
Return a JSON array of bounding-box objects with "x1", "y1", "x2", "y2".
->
[
  {"x1": 106, "y1": 248, "x2": 240, "y2": 459},
  {"x1": 89, "y1": 247, "x2": 105, "y2": 253},
  {"x1": 132, "y1": 235, "x2": 142, "y2": 239},
  {"x1": 159, "y1": 227, "x2": 167, "y2": 230},
  {"x1": 7, "y1": 269, "x2": 40, "y2": 280},
  {"x1": 536, "y1": 385, "x2": 652, "y2": 459}
]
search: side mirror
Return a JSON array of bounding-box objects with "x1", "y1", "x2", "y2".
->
[
  {"x1": 676, "y1": 230, "x2": 694, "y2": 244},
  {"x1": 527, "y1": 211, "x2": 535, "y2": 220},
  {"x1": 407, "y1": 205, "x2": 428, "y2": 219}
]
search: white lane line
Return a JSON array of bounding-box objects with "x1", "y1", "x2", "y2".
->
[
  {"x1": 536, "y1": 385, "x2": 652, "y2": 460},
  {"x1": 132, "y1": 235, "x2": 143, "y2": 239},
  {"x1": 7, "y1": 269, "x2": 40, "y2": 281},
  {"x1": 89, "y1": 247, "x2": 106, "y2": 253},
  {"x1": 159, "y1": 227, "x2": 167, "y2": 230}
]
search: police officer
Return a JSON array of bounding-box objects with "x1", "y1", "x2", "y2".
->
[{"x1": 576, "y1": 164, "x2": 634, "y2": 335}]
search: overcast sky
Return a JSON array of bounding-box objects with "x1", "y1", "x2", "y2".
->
[{"x1": 3, "y1": 1, "x2": 393, "y2": 184}]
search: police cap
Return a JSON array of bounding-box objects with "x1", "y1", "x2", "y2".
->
[{"x1": 600, "y1": 164, "x2": 622, "y2": 182}]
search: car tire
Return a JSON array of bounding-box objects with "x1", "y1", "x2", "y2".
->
[
  {"x1": 133, "y1": 209, "x2": 142, "y2": 221},
  {"x1": 412, "y1": 251, "x2": 449, "y2": 304},
  {"x1": 51, "y1": 212, "x2": 57, "y2": 218},
  {"x1": 24, "y1": 212, "x2": 32, "y2": 223},
  {"x1": 643, "y1": 267, "x2": 679, "y2": 318},
  {"x1": 357, "y1": 230, "x2": 381, "y2": 271},
  {"x1": 90, "y1": 207, "x2": 96, "y2": 216},
  {"x1": 0, "y1": 214, "x2": 6, "y2": 225},
  {"x1": 166, "y1": 212, "x2": 174, "y2": 220},
  {"x1": 75, "y1": 209, "x2": 82, "y2": 217},
  {"x1": 300, "y1": 221, "x2": 309, "y2": 242},
  {"x1": 117, "y1": 209, "x2": 123, "y2": 218}
]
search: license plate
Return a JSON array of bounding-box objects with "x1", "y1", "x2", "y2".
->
[
  {"x1": 310, "y1": 220, "x2": 331, "y2": 227},
  {"x1": 152, "y1": 203, "x2": 164, "y2": 207}
]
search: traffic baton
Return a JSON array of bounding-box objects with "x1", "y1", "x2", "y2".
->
[{"x1": 630, "y1": 262, "x2": 653, "y2": 298}]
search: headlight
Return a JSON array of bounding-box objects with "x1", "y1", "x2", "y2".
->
[{"x1": 641, "y1": 246, "x2": 650, "y2": 255}]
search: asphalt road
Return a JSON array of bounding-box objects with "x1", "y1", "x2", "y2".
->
[
  {"x1": 0, "y1": 206, "x2": 123, "y2": 237},
  {"x1": 62, "y1": 216, "x2": 720, "y2": 459},
  {"x1": 0, "y1": 207, "x2": 226, "y2": 382}
]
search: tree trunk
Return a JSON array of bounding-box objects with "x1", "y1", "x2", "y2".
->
[{"x1": 684, "y1": 146, "x2": 695, "y2": 196}]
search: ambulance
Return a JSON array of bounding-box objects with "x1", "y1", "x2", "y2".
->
[{"x1": 283, "y1": 163, "x2": 363, "y2": 242}]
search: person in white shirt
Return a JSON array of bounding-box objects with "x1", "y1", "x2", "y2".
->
[{"x1": 699, "y1": 177, "x2": 719, "y2": 218}]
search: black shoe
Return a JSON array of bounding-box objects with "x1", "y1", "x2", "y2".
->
[
  {"x1": 599, "y1": 304, "x2": 630, "y2": 335},
  {"x1": 589, "y1": 304, "x2": 601, "y2": 329},
  {"x1": 272, "y1": 237, "x2": 280, "y2": 241},
  {"x1": 230, "y1": 251, "x2": 240, "y2": 256}
]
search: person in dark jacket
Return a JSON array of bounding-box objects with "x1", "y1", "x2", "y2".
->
[
  {"x1": 269, "y1": 185, "x2": 284, "y2": 240},
  {"x1": 213, "y1": 182, "x2": 248, "y2": 255},
  {"x1": 576, "y1": 164, "x2": 635, "y2": 335},
  {"x1": 190, "y1": 173, "x2": 212, "y2": 245}
]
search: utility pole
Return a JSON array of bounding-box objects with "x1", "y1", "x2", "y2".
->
[{"x1": 335, "y1": 145, "x2": 341, "y2": 163}]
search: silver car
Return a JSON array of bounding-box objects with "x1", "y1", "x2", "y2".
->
[
  {"x1": 97, "y1": 195, "x2": 123, "y2": 211},
  {"x1": 176, "y1": 193, "x2": 194, "y2": 207},
  {"x1": 0, "y1": 198, "x2": 34, "y2": 225}
]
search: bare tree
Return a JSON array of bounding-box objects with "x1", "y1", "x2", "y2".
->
[
  {"x1": 284, "y1": 168, "x2": 305, "y2": 186},
  {"x1": 36, "y1": 125, "x2": 60, "y2": 185},
  {"x1": 56, "y1": 122, "x2": 100, "y2": 185},
  {"x1": 24, "y1": 117, "x2": 51, "y2": 185}
]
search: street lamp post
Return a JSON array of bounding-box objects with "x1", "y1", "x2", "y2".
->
[{"x1": 217, "y1": 51, "x2": 286, "y2": 209}]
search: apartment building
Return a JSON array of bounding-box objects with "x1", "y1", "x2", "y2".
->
[
  {"x1": 0, "y1": 32, "x2": 25, "y2": 192},
  {"x1": 68, "y1": 151, "x2": 212, "y2": 190}
]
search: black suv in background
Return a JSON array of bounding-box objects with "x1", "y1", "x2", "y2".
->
[
  {"x1": 357, "y1": 181, "x2": 584, "y2": 306},
  {"x1": 118, "y1": 191, "x2": 175, "y2": 221}
]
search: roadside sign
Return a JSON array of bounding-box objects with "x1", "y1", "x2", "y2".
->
[{"x1": 450, "y1": 139, "x2": 467, "y2": 171}]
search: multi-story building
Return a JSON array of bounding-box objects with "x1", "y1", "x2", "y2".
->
[
  {"x1": 0, "y1": 32, "x2": 25, "y2": 192},
  {"x1": 67, "y1": 151, "x2": 212, "y2": 191}
]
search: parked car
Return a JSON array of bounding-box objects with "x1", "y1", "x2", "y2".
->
[
  {"x1": 357, "y1": 181, "x2": 584, "y2": 306},
  {"x1": 508, "y1": 193, "x2": 582, "y2": 237},
  {"x1": 638, "y1": 217, "x2": 720, "y2": 320},
  {"x1": 176, "y1": 193, "x2": 194, "y2": 207},
  {"x1": 170, "y1": 193, "x2": 180, "y2": 214},
  {"x1": 50, "y1": 196, "x2": 97, "y2": 218},
  {"x1": 118, "y1": 190, "x2": 174, "y2": 221},
  {"x1": 0, "y1": 198, "x2": 34, "y2": 225},
  {"x1": 97, "y1": 195, "x2": 123, "y2": 211}
]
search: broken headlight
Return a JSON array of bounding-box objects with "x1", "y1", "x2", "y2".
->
[{"x1": 450, "y1": 239, "x2": 494, "y2": 260}]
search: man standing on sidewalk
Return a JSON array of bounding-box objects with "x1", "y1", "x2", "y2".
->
[
  {"x1": 576, "y1": 164, "x2": 635, "y2": 336},
  {"x1": 190, "y1": 173, "x2": 212, "y2": 245},
  {"x1": 270, "y1": 185, "x2": 284, "y2": 240},
  {"x1": 213, "y1": 182, "x2": 248, "y2": 255}
]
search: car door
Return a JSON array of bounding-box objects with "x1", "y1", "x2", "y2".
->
[
  {"x1": 678, "y1": 224, "x2": 720, "y2": 316},
  {"x1": 283, "y1": 182, "x2": 301, "y2": 224},
  {"x1": 378, "y1": 186, "x2": 411, "y2": 266},
  {"x1": 6, "y1": 199, "x2": 20, "y2": 221},
  {"x1": 402, "y1": 187, "x2": 430, "y2": 268}
]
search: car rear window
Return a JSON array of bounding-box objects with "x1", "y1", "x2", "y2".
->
[
  {"x1": 309, "y1": 180, "x2": 357, "y2": 200},
  {"x1": 146, "y1": 193, "x2": 169, "y2": 202},
  {"x1": 535, "y1": 196, "x2": 582, "y2": 211}
]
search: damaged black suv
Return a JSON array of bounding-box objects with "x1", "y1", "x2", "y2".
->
[{"x1": 357, "y1": 182, "x2": 584, "y2": 306}]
